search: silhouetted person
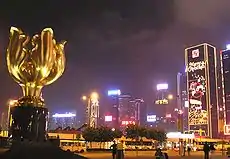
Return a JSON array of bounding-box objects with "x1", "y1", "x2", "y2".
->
[
  {"x1": 110, "y1": 141, "x2": 117, "y2": 159},
  {"x1": 155, "y1": 148, "x2": 163, "y2": 159},
  {"x1": 183, "y1": 146, "x2": 186, "y2": 156},
  {"x1": 164, "y1": 152, "x2": 169, "y2": 159},
  {"x1": 203, "y1": 142, "x2": 210, "y2": 159},
  {"x1": 187, "y1": 146, "x2": 191, "y2": 156},
  {"x1": 116, "y1": 141, "x2": 124, "y2": 159}
]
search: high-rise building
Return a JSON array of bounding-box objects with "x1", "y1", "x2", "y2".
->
[
  {"x1": 221, "y1": 49, "x2": 230, "y2": 128},
  {"x1": 48, "y1": 112, "x2": 77, "y2": 130},
  {"x1": 155, "y1": 83, "x2": 172, "y2": 116},
  {"x1": 176, "y1": 72, "x2": 188, "y2": 132},
  {"x1": 118, "y1": 95, "x2": 135, "y2": 126},
  {"x1": 185, "y1": 43, "x2": 219, "y2": 138}
]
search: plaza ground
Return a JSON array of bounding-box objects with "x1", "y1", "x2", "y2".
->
[
  {"x1": 0, "y1": 148, "x2": 228, "y2": 159},
  {"x1": 81, "y1": 150, "x2": 228, "y2": 159}
]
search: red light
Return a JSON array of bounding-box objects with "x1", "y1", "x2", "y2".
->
[{"x1": 121, "y1": 121, "x2": 135, "y2": 125}]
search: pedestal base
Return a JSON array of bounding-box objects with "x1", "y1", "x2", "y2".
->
[
  {"x1": 0, "y1": 142, "x2": 87, "y2": 159},
  {"x1": 9, "y1": 106, "x2": 48, "y2": 142}
]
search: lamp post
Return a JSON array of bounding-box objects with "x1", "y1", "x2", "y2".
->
[{"x1": 7, "y1": 99, "x2": 18, "y2": 130}]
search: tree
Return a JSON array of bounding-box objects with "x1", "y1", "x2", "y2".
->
[
  {"x1": 82, "y1": 127, "x2": 98, "y2": 148},
  {"x1": 154, "y1": 130, "x2": 167, "y2": 143},
  {"x1": 146, "y1": 128, "x2": 166, "y2": 143},
  {"x1": 112, "y1": 129, "x2": 123, "y2": 139},
  {"x1": 96, "y1": 126, "x2": 114, "y2": 142},
  {"x1": 125, "y1": 124, "x2": 139, "y2": 140}
]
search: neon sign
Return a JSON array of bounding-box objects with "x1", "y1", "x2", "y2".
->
[
  {"x1": 185, "y1": 61, "x2": 205, "y2": 72},
  {"x1": 155, "y1": 99, "x2": 168, "y2": 105},
  {"x1": 52, "y1": 113, "x2": 76, "y2": 118},
  {"x1": 121, "y1": 121, "x2": 135, "y2": 125},
  {"x1": 224, "y1": 125, "x2": 230, "y2": 135}
]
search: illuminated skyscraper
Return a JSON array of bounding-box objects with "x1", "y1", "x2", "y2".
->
[
  {"x1": 221, "y1": 49, "x2": 230, "y2": 127},
  {"x1": 118, "y1": 95, "x2": 134, "y2": 126},
  {"x1": 185, "y1": 43, "x2": 219, "y2": 138}
]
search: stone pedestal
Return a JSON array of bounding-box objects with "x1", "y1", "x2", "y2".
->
[{"x1": 8, "y1": 105, "x2": 48, "y2": 142}]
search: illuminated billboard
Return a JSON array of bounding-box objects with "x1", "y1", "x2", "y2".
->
[
  {"x1": 185, "y1": 43, "x2": 218, "y2": 137},
  {"x1": 108, "y1": 89, "x2": 121, "y2": 96},
  {"x1": 105, "y1": 115, "x2": 112, "y2": 122},
  {"x1": 156, "y1": 83, "x2": 168, "y2": 90},
  {"x1": 121, "y1": 121, "x2": 135, "y2": 125},
  {"x1": 52, "y1": 112, "x2": 76, "y2": 118},
  {"x1": 155, "y1": 99, "x2": 168, "y2": 105},
  {"x1": 147, "y1": 115, "x2": 156, "y2": 122}
]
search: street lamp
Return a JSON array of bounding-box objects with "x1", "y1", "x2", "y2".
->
[
  {"x1": 168, "y1": 94, "x2": 173, "y2": 100},
  {"x1": 7, "y1": 99, "x2": 18, "y2": 131},
  {"x1": 82, "y1": 96, "x2": 87, "y2": 101}
]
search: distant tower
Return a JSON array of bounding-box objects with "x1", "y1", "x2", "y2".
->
[
  {"x1": 220, "y1": 48, "x2": 230, "y2": 134},
  {"x1": 88, "y1": 92, "x2": 99, "y2": 128},
  {"x1": 185, "y1": 43, "x2": 219, "y2": 138}
]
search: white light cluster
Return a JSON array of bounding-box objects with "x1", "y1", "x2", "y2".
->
[
  {"x1": 186, "y1": 61, "x2": 205, "y2": 72},
  {"x1": 166, "y1": 132, "x2": 195, "y2": 139},
  {"x1": 147, "y1": 115, "x2": 157, "y2": 122},
  {"x1": 52, "y1": 112, "x2": 76, "y2": 118}
]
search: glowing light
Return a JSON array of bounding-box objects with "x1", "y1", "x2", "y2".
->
[
  {"x1": 147, "y1": 115, "x2": 156, "y2": 122},
  {"x1": 224, "y1": 125, "x2": 230, "y2": 135},
  {"x1": 185, "y1": 61, "x2": 205, "y2": 72},
  {"x1": 168, "y1": 94, "x2": 173, "y2": 100},
  {"x1": 226, "y1": 44, "x2": 230, "y2": 50},
  {"x1": 192, "y1": 49, "x2": 200, "y2": 58},
  {"x1": 82, "y1": 96, "x2": 87, "y2": 101},
  {"x1": 108, "y1": 90, "x2": 121, "y2": 96},
  {"x1": 91, "y1": 92, "x2": 99, "y2": 100},
  {"x1": 184, "y1": 101, "x2": 189, "y2": 108},
  {"x1": 157, "y1": 83, "x2": 168, "y2": 90},
  {"x1": 52, "y1": 113, "x2": 76, "y2": 118},
  {"x1": 8, "y1": 99, "x2": 18, "y2": 106},
  {"x1": 105, "y1": 115, "x2": 112, "y2": 122},
  {"x1": 166, "y1": 113, "x2": 172, "y2": 118},
  {"x1": 155, "y1": 99, "x2": 168, "y2": 105},
  {"x1": 166, "y1": 132, "x2": 195, "y2": 139},
  {"x1": 121, "y1": 121, "x2": 135, "y2": 125}
]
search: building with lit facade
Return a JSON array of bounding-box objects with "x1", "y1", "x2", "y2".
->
[
  {"x1": 185, "y1": 43, "x2": 219, "y2": 138},
  {"x1": 221, "y1": 48, "x2": 230, "y2": 131},
  {"x1": 118, "y1": 95, "x2": 136, "y2": 126},
  {"x1": 48, "y1": 112, "x2": 77, "y2": 130}
]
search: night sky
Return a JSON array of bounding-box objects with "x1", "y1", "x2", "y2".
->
[{"x1": 0, "y1": 0, "x2": 230, "y2": 117}]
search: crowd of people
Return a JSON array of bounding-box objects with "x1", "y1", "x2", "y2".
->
[{"x1": 110, "y1": 141, "x2": 217, "y2": 159}]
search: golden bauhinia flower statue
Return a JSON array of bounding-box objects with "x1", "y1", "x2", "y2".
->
[{"x1": 6, "y1": 27, "x2": 66, "y2": 142}]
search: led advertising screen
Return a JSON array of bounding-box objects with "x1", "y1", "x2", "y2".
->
[
  {"x1": 121, "y1": 121, "x2": 135, "y2": 125},
  {"x1": 105, "y1": 115, "x2": 113, "y2": 122},
  {"x1": 147, "y1": 115, "x2": 157, "y2": 122},
  {"x1": 186, "y1": 45, "x2": 208, "y2": 128},
  {"x1": 156, "y1": 83, "x2": 168, "y2": 90}
]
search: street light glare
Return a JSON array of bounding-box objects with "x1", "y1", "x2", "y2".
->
[
  {"x1": 82, "y1": 96, "x2": 87, "y2": 101},
  {"x1": 226, "y1": 44, "x2": 230, "y2": 50},
  {"x1": 168, "y1": 94, "x2": 173, "y2": 100}
]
